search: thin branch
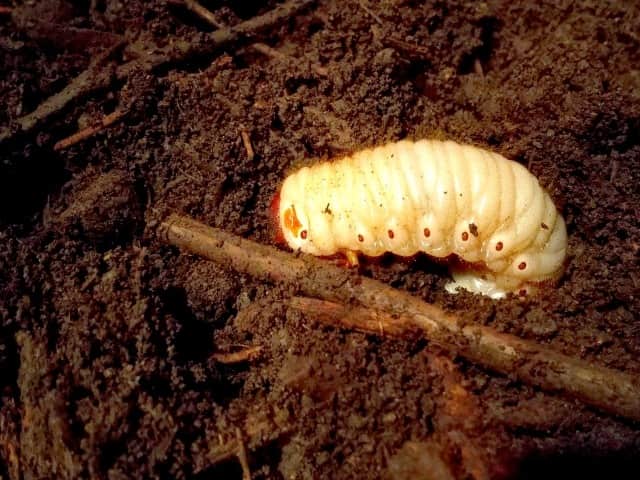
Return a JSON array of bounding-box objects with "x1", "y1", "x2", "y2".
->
[
  {"x1": 251, "y1": 42, "x2": 287, "y2": 60},
  {"x1": 159, "y1": 214, "x2": 640, "y2": 423},
  {"x1": 53, "y1": 109, "x2": 126, "y2": 151},
  {"x1": 235, "y1": 428, "x2": 251, "y2": 480},
  {"x1": 609, "y1": 159, "x2": 618, "y2": 183},
  {"x1": 239, "y1": 128, "x2": 255, "y2": 161},
  {"x1": 0, "y1": 41, "x2": 124, "y2": 144},
  {"x1": 11, "y1": 7, "x2": 125, "y2": 54},
  {"x1": 0, "y1": 0, "x2": 315, "y2": 145},
  {"x1": 374, "y1": 31, "x2": 432, "y2": 61},
  {"x1": 370, "y1": 25, "x2": 432, "y2": 62},
  {"x1": 114, "y1": 0, "x2": 316, "y2": 81},
  {"x1": 171, "y1": 0, "x2": 327, "y2": 76},
  {"x1": 169, "y1": 0, "x2": 225, "y2": 28},
  {"x1": 211, "y1": 345, "x2": 262, "y2": 364},
  {"x1": 356, "y1": 0, "x2": 383, "y2": 25}
]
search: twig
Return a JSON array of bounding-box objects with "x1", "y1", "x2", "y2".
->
[
  {"x1": 169, "y1": 0, "x2": 225, "y2": 28},
  {"x1": 0, "y1": 0, "x2": 315, "y2": 146},
  {"x1": 289, "y1": 296, "x2": 411, "y2": 337},
  {"x1": 53, "y1": 109, "x2": 126, "y2": 151},
  {"x1": 609, "y1": 159, "x2": 618, "y2": 183},
  {"x1": 114, "y1": 0, "x2": 315, "y2": 81},
  {"x1": 235, "y1": 428, "x2": 251, "y2": 480},
  {"x1": 287, "y1": 295, "x2": 640, "y2": 422},
  {"x1": 356, "y1": 0, "x2": 383, "y2": 25},
  {"x1": 375, "y1": 31, "x2": 432, "y2": 61},
  {"x1": 370, "y1": 25, "x2": 431, "y2": 62},
  {"x1": 158, "y1": 214, "x2": 640, "y2": 423},
  {"x1": 0, "y1": 41, "x2": 124, "y2": 145},
  {"x1": 239, "y1": 128, "x2": 255, "y2": 161},
  {"x1": 11, "y1": 6, "x2": 125, "y2": 54},
  {"x1": 171, "y1": 0, "x2": 327, "y2": 76},
  {"x1": 211, "y1": 345, "x2": 262, "y2": 364},
  {"x1": 251, "y1": 42, "x2": 287, "y2": 60}
]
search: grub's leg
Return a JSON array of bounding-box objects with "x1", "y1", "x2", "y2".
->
[
  {"x1": 343, "y1": 250, "x2": 360, "y2": 268},
  {"x1": 445, "y1": 267, "x2": 508, "y2": 300}
]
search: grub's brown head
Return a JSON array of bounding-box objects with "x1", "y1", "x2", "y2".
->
[{"x1": 269, "y1": 185, "x2": 314, "y2": 253}]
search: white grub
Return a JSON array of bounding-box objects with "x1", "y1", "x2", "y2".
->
[{"x1": 277, "y1": 139, "x2": 567, "y2": 298}]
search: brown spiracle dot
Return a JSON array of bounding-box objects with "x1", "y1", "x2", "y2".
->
[
  {"x1": 423, "y1": 228, "x2": 431, "y2": 238},
  {"x1": 541, "y1": 222, "x2": 549, "y2": 230},
  {"x1": 518, "y1": 261, "x2": 527, "y2": 270},
  {"x1": 461, "y1": 231, "x2": 469, "y2": 241},
  {"x1": 388, "y1": 229, "x2": 395, "y2": 239},
  {"x1": 357, "y1": 234, "x2": 364, "y2": 242},
  {"x1": 300, "y1": 230, "x2": 307, "y2": 239},
  {"x1": 495, "y1": 241, "x2": 503, "y2": 251}
]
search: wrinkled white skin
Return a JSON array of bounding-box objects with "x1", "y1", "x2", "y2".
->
[{"x1": 278, "y1": 139, "x2": 567, "y2": 297}]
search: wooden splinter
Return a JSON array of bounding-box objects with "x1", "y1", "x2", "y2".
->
[
  {"x1": 53, "y1": 110, "x2": 126, "y2": 151},
  {"x1": 211, "y1": 345, "x2": 262, "y2": 364},
  {"x1": 158, "y1": 214, "x2": 640, "y2": 423}
]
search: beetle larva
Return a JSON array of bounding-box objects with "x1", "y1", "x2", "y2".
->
[{"x1": 271, "y1": 139, "x2": 567, "y2": 298}]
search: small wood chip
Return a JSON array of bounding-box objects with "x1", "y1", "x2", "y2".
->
[{"x1": 211, "y1": 345, "x2": 262, "y2": 364}]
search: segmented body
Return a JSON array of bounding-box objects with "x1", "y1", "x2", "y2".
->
[{"x1": 276, "y1": 139, "x2": 567, "y2": 296}]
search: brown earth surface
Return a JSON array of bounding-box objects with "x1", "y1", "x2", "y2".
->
[{"x1": 1, "y1": 1, "x2": 639, "y2": 479}]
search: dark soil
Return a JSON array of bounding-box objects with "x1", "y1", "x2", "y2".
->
[{"x1": 1, "y1": 1, "x2": 640, "y2": 479}]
